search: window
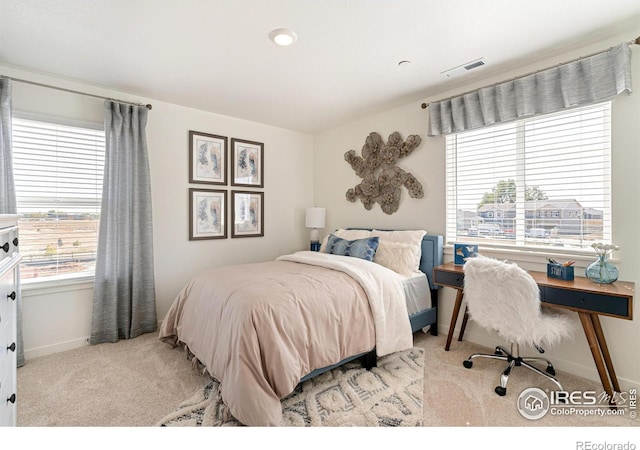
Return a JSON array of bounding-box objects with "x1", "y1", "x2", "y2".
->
[
  {"x1": 446, "y1": 102, "x2": 611, "y2": 253},
  {"x1": 12, "y1": 117, "x2": 105, "y2": 282}
]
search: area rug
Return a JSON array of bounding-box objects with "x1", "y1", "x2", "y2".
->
[{"x1": 157, "y1": 347, "x2": 424, "y2": 427}]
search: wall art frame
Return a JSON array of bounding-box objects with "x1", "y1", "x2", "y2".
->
[
  {"x1": 189, "y1": 188, "x2": 227, "y2": 240},
  {"x1": 189, "y1": 130, "x2": 228, "y2": 185},
  {"x1": 231, "y1": 190, "x2": 264, "y2": 238},
  {"x1": 231, "y1": 138, "x2": 264, "y2": 188}
]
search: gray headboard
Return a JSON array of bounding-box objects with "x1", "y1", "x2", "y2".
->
[{"x1": 419, "y1": 234, "x2": 444, "y2": 290}]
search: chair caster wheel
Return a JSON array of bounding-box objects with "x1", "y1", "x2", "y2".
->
[
  {"x1": 546, "y1": 365, "x2": 556, "y2": 376},
  {"x1": 463, "y1": 360, "x2": 473, "y2": 369},
  {"x1": 494, "y1": 347, "x2": 503, "y2": 355},
  {"x1": 495, "y1": 386, "x2": 507, "y2": 396}
]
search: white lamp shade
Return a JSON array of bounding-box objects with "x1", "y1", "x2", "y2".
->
[{"x1": 305, "y1": 207, "x2": 326, "y2": 228}]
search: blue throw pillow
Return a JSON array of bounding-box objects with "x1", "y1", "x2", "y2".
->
[{"x1": 325, "y1": 234, "x2": 380, "y2": 262}]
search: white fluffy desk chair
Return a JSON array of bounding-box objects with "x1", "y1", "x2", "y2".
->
[{"x1": 462, "y1": 255, "x2": 573, "y2": 396}]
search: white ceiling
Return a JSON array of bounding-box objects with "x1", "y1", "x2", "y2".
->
[{"x1": 1, "y1": 0, "x2": 640, "y2": 134}]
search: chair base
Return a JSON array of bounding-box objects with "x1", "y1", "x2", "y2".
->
[{"x1": 463, "y1": 343, "x2": 564, "y2": 396}]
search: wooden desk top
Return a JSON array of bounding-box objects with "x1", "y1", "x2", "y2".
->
[
  {"x1": 434, "y1": 261, "x2": 635, "y2": 298},
  {"x1": 434, "y1": 262, "x2": 634, "y2": 320}
]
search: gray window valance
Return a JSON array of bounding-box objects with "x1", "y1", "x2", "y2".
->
[{"x1": 428, "y1": 42, "x2": 632, "y2": 136}]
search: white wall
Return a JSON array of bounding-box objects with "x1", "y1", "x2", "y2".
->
[
  {"x1": 313, "y1": 103, "x2": 446, "y2": 235},
  {"x1": 314, "y1": 31, "x2": 640, "y2": 391},
  {"x1": 1, "y1": 65, "x2": 315, "y2": 358}
]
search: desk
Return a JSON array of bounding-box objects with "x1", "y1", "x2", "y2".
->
[{"x1": 433, "y1": 262, "x2": 634, "y2": 399}]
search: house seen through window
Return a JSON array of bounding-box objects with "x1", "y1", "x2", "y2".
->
[
  {"x1": 446, "y1": 102, "x2": 611, "y2": 252},
  {"x1": 12, "y1": 116, "x2": 105, "y2": 281}
]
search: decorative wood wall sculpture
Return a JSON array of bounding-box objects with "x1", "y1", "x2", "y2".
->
[{"x1": 345, "y1": 131, "x2": 423, "y2": 215}]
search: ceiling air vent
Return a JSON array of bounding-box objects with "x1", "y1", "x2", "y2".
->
[{"x1": 441, "y1": 58, "x2": 486, "y2": 78}]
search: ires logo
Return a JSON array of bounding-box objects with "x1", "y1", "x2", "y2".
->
[
  {"x1": 518, "y1": 388, "x2": 632, "y2": 420},
  {"x1": 549, "y1": 390, "x2": 628, "y2": 406}
]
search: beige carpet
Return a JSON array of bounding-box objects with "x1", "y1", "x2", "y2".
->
[
  {"x1": 16, "y1": 330, "x2": 639, "y2": 428},
  {"x1": 418, "y1": 333, "x2": 638, "y2": 427},
  {"x1": 16, "y1": 330, "x2": 209, "y2": 427}
]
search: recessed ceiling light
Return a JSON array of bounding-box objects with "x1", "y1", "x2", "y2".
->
[{"x1": 269, "y1": 28, "x2": 298, "y2": 46}]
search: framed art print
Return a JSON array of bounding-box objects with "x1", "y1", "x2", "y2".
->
[
  {"x1": 189, "y1": 188, "x2": 227, "y2": 240},
  {"x1": 189, "y1": 131, "x2": 228, "y2": 185},
  {"x1": 231, "y1": 138, "x2": 264, "y2": 187},
  {"x1": 231, "y1": 190, "x2": 264, "y2": 238}
]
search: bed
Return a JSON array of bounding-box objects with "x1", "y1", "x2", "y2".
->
[{"x1": 159, "y1": 229, "x2": 443, "y2": 426}]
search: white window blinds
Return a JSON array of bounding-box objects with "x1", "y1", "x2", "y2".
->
[
  {"x1": 446, "y1": 102, "x2": 611, "y2": 252},
  {"x1": 12, "y1": 117, "x2": 105, "y2": 281}
]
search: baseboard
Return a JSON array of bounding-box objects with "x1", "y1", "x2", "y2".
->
[
  {"x1": 24, "y1": 336, "x2": 89, "y2": 360},
  {"x1": 438, "y1": 323, "x2": 640, "y2": 392},
  {"x1": 24, "y1": 323, "x2": 165, "y2": 361}
]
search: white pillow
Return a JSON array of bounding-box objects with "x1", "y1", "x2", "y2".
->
[
  {"x1": 371, "y1": 229, "x2": 427, "y2": 275},
  {"x1": 373, "y1": 241, "x2": 422, "y2": 277},
  {"x1": 319, "y1": 228, "x2": 372, "y2": 252},
  {"x1": 371, "y1": 229, "x2": 427, "y2": 246}
]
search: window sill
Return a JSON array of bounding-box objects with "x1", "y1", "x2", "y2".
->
[
  {"x1": 443, "y1": 244, "x2": 618, "y2": 272},
  {"x1": 21, "y1": 274, "x2": 94, "y2": 297}
]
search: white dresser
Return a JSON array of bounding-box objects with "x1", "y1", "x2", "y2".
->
[{"x1": 0, "y1": 214, "x2": 20, "y2": 427}]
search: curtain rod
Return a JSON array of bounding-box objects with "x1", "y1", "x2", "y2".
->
[
  {"x1": 1, "y1": 75, "x2": 152, "y2": 110},
  {"x1": 420, "y1": 36, "x2": 640, "y2": 109}
]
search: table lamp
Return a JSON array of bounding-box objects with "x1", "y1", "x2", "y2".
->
[{"x1": 305, "y1": 207, "x2": 325, "y2": 251}]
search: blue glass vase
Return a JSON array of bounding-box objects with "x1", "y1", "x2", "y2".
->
[{"x1": 585, "y1": 254, "x2": 618, "y2": 284}]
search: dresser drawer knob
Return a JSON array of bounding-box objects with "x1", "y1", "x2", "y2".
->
[
  {"x1": 0, "y1": 242, "x2": 8, "y2": 253},
  {"x1": 7, "y1": 342, "x2": 16, "y2": 352},
  {"x1": 7, "y1": 291, "x2": 16, "y2": 301},
  {"x1": 12, "y1": 238, "x2": 18, "y2": 247},
  {"x1": 7, "y1": 393, "x2": 16, "y2": 404}
]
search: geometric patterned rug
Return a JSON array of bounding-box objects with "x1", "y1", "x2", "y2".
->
[{"x1": 156, "y1": 347, "x2": 424, "y2": 427}]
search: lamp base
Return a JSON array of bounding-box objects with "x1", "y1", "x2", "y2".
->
[{"x1": 310, "y1": 240, "x2": 321, "y2": 252}]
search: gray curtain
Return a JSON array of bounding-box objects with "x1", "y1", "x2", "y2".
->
[
  {"x1": 428, "y1": 42, "x2": 633, "y2": 136},
  {"x1": 90, "y1": 101, "x2": 157, "y2": 344},
  {"x1": 0, "y1": 78, "x2": 16, "y2": 213},
  {"x1": 0, "y1": 77, "x2": 24, "y2": 367}
]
